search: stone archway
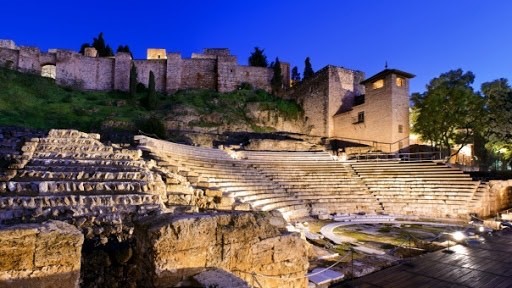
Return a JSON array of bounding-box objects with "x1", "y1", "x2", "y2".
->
[{"x1": 41, "y1": 64, "x2": 56, "y2": 79}]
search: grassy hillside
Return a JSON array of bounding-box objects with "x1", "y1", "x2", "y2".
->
[{"x1": 0, "y1": 67, "x2": 303, "y2": 138}]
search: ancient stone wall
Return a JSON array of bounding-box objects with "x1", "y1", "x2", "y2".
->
[
  {"x1": 134, "y1": 59, "x2": 167, "y2": 92},
  {"x1": 287, "y1": 67, "x2": 331, "y2": 137},
  {"x1": 0, "y1": 47, "x2": 19, "y2": 69},
  {"x1": 55, "y1": 50, "x2": 114, "y2": 90},
  {"x1": 180, "y1": 58, "x2": 217, "y2": 90},
  {"x1": 237, "y1": 66, "x2": 272, "y2": 91},
  {"x1": 0, "y1": 39, "x2": 284, "y2": 94},
  {"x1": 134, "y1": 211, "x2": 309, "y2": 288},
  {"x1": 113, "y1": 52, "x2": 132, "y2": 91},
  {"x1": 479, "y1": 180, "x2": 512, "y2": 216},
  {"x1": 0, "y1": 220, "x2": 83, "y2": 288},
  {"x1": 18, "y1": 46, "x2": 41, "y2": 74}
]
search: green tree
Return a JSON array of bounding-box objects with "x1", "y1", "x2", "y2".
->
[
  {"x1": 481, "y1": 78, "x2": 512, "y2": 167},
  {"x1": 143, "y1": 71, "x2": 158, "y2": 110},
  {"x1": 79, "y1": 32, "x2": 114, "y2": 57},
  {"x1": 411, "y1": 69, "x2": 485, "y2": 157},
  {"x1": 291, "y1": 66, "x2": 301, "y2": 85},
  {"x1": 92, "y1": 32, "x2": 113, "y2": 57},
  {"x1": 129, "y1": 64, "x2": 138, "y2": 100},
  {"x1": 303, "y1": 57, "x2": 314, "y2": 80},
  {"x1": 248, "y1": 47, "x2": 268, "y2": 67},
  {"x1": 270, "y1": 57, "x2": 283, "y2": 94}
]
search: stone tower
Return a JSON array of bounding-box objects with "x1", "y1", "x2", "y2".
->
[{"x1": 333, "y1": 68, "x2": 414, "y2": 152}]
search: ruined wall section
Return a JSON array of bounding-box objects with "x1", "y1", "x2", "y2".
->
[
  {"x1": 166, "y1": 53, "x2": 182, "y2": 93},
  {"x1": 113, "y1": 52, "x2": 131, "y2": 91},
  {"x1": 0, "y1": 40, "x2": 289, "y2": 94},
  {"x1": 55, "y1": 50, "x2": 114, "y2": 90},
  {"x1": 287, "y1": 68, "x2": 331, "y2": 137},
  {"x1": 0, "y1": 220, "x2": 83, "y2": 288},
  {"x1": 328, "y1": 67, "x2": 365, "y2": 137},
  {"x1": 134, "y1": 59, "x2": 167, "y2": 92},
  {"x1": 237, "y1": 66, "x2": 272, "y2": 92},
  {"x1": 217, "y1": 58, "x2": 238, "y2": 92},
  {"x1": 180, "y1": 59, "x2": 217, "y2": 90},
  {"x1": 0, "y1": 47, "x2": 19, "y2": 69},
  {"x1": 18, "y1": 47, "x2": 41, "y2": 74},
  {"x1": 135, "y1": 212, "x2": 309, "y2": 288}
]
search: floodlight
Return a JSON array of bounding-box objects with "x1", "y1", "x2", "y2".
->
[{"x1": 452, "y1": 231, "x2": 466, "y2": 241}]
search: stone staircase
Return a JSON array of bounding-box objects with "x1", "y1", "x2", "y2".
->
[
  {"x1": 0, "y1": 130, "x2": 163, "y2": 224},
  {"x1": 241, "y1": 151, "x2": 382, "y2": 216},
  {"x1": 136, "y1": 136, "x2": 310, "y2": 221},
  {"x1": 135, "y1": 136, "x2": 493, "y2": 221},
  {"x1": 350, "y1": 161, "x2": 481, "y2": 219}
]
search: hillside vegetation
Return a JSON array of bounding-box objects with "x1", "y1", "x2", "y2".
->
[{"x1": 0, "y1": 67, "x2": 303, "y2": 140}]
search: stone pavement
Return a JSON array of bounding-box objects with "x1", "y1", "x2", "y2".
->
[{"x1": 336, "y1": 229, "x2": 512, "y2": 288}]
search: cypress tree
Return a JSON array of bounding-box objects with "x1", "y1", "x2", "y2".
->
[
  {"x1": 303, "y1": 57, "x2": 314, "y2": 80},
  {"x1": 129, "y1": 64, "x2": 137, "y2": 100},
  {"x1": 291, "y1": 66, "x2": 301, "y2": 85},
  {"x1": 146, "y1": 71, "x2": 157, "y2": 110},
  {"x1": 248, "y1": 47, "x2": 268, "y2": 67},
  {"x1": 271, "y1": 57, "x2": 283, "y2": 94}
]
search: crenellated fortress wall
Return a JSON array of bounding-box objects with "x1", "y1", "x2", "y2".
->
[{"x1": 0, "y1": 39, "x2": 289, "y2": 93}]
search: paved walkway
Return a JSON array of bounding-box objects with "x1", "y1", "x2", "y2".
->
[{"x1": 335, "y1": 229, "x2": 512, "y2": 288}]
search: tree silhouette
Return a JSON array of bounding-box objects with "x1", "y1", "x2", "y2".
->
[
  {"x1": 303, "y1": 57, "x2": 314, "y2": 80},
  {"x1": 248, "y1": 47, "x2": 268, "y2": 67},
  {"x1": 270, "y1": 57, "x2": 283, "y2": 94},
  {"x1": 291, "y1": 66, "x2": 301, "y2": 85}
]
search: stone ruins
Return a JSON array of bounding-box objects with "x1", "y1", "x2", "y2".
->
[
  {"x1": 0, "y1": 39, "x2": 288, "y2": 94},
  {"x1": 0, "y1": 128, "x2": 511, "y2": 287},
  {"x1": 0, "y1": 39, "x2": 412, "y2": 147}
]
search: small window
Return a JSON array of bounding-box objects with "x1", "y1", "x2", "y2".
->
[
  {"x1": 398, "y1": 124, "x2": 403, "y2": 133},
  {"x1": 396, "y1": 77, "x2": 405, "y2": 87},
  {"x1": 372, "y1": 79, "x2": 384, "y2": 89},
  {"x1": 357, "y1": 111, "x2": 365, "y2": 123}
]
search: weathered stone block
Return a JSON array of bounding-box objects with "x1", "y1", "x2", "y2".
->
[
  {"x1": 0, "y1": 220, "x2": 84, "y2": 288},
  {"x1": 135, "y1": 211, "x2": 308, "y2": 288}
]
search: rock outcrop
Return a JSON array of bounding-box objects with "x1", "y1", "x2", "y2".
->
[
  {"x1": 0, "y1": 220, "x2": 84, "y2": 288},
  {"x1": 135, "y1": 211, "x2": 309, "y2": 288}
]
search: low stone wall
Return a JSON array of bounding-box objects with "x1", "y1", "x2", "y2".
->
[
  {"x1": 0, "y1": 220, "x2": 83, "y2": 288},
  {"x1": 134, "y1": 211, "x2": 309, "y2": 288}
]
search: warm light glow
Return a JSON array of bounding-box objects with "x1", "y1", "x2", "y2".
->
[
  {"x1": 41, "y1": 65, "x2": 56, "y2": 79},
  {"x1": 372, "y1": 79, "x2": 384, "y2": 89},
  {"x1": 452, "y1": 231, "x2": 466, "y2": 241},
  {"x1": 396, "y1": 77, "x2": 405, "y2": 87},
  {"x1": 478, "y1": 226, "x2": 485, "y2": 233},
  {"x1": 147, "y1": 48, "x2": 167, "y2": 60}
]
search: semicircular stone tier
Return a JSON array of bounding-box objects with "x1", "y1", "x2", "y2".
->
[{"x1": 0, "y1": 129, "x2": 164, "y2": 224}]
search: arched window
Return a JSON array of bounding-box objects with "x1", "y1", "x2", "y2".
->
[{"x1": 41, "y1": 64, "x2": 56, "y2": 79}]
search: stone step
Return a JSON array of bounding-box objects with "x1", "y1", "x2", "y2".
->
[
  {"x1": 22, "y1": 165, "x2": 143, "y2": 173},
  {"x1": 28, "y1": 158, "x2": 146, "y2": 167},
  {"x1": 14, "y1": 170, "x2": 153, "y2": 181},
  {"x1": 0, "y1": 180, "x2": 151, "y2": 195}
]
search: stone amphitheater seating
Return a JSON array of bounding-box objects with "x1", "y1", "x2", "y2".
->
[
  {"x1": 136, "y1": 136, "x2": 311, "y2": 220},
  {"x1": 137, "y1": 136, "x2": 484, "y2": 220},
  {"x1": 240, "y1": 151, "x2": 383, "y2": 216},
  {"x1": 350, "y1": 161, "x2": 480, "y2": 218},
  {"x1": 0, "y1": 130, "x2": 162, "y2": 223}
]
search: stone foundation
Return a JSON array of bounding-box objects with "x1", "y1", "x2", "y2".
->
[
  {"x1": 0, "y1": 220, "x2": 83, "y2": 288},
  {"x1": 134, "y1": 211, "x2": 309, "y2": 288}
]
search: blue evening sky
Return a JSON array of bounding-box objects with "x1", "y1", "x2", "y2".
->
[{"x1": 1, "y1": 0, "x2": 511, "y2": 94}]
